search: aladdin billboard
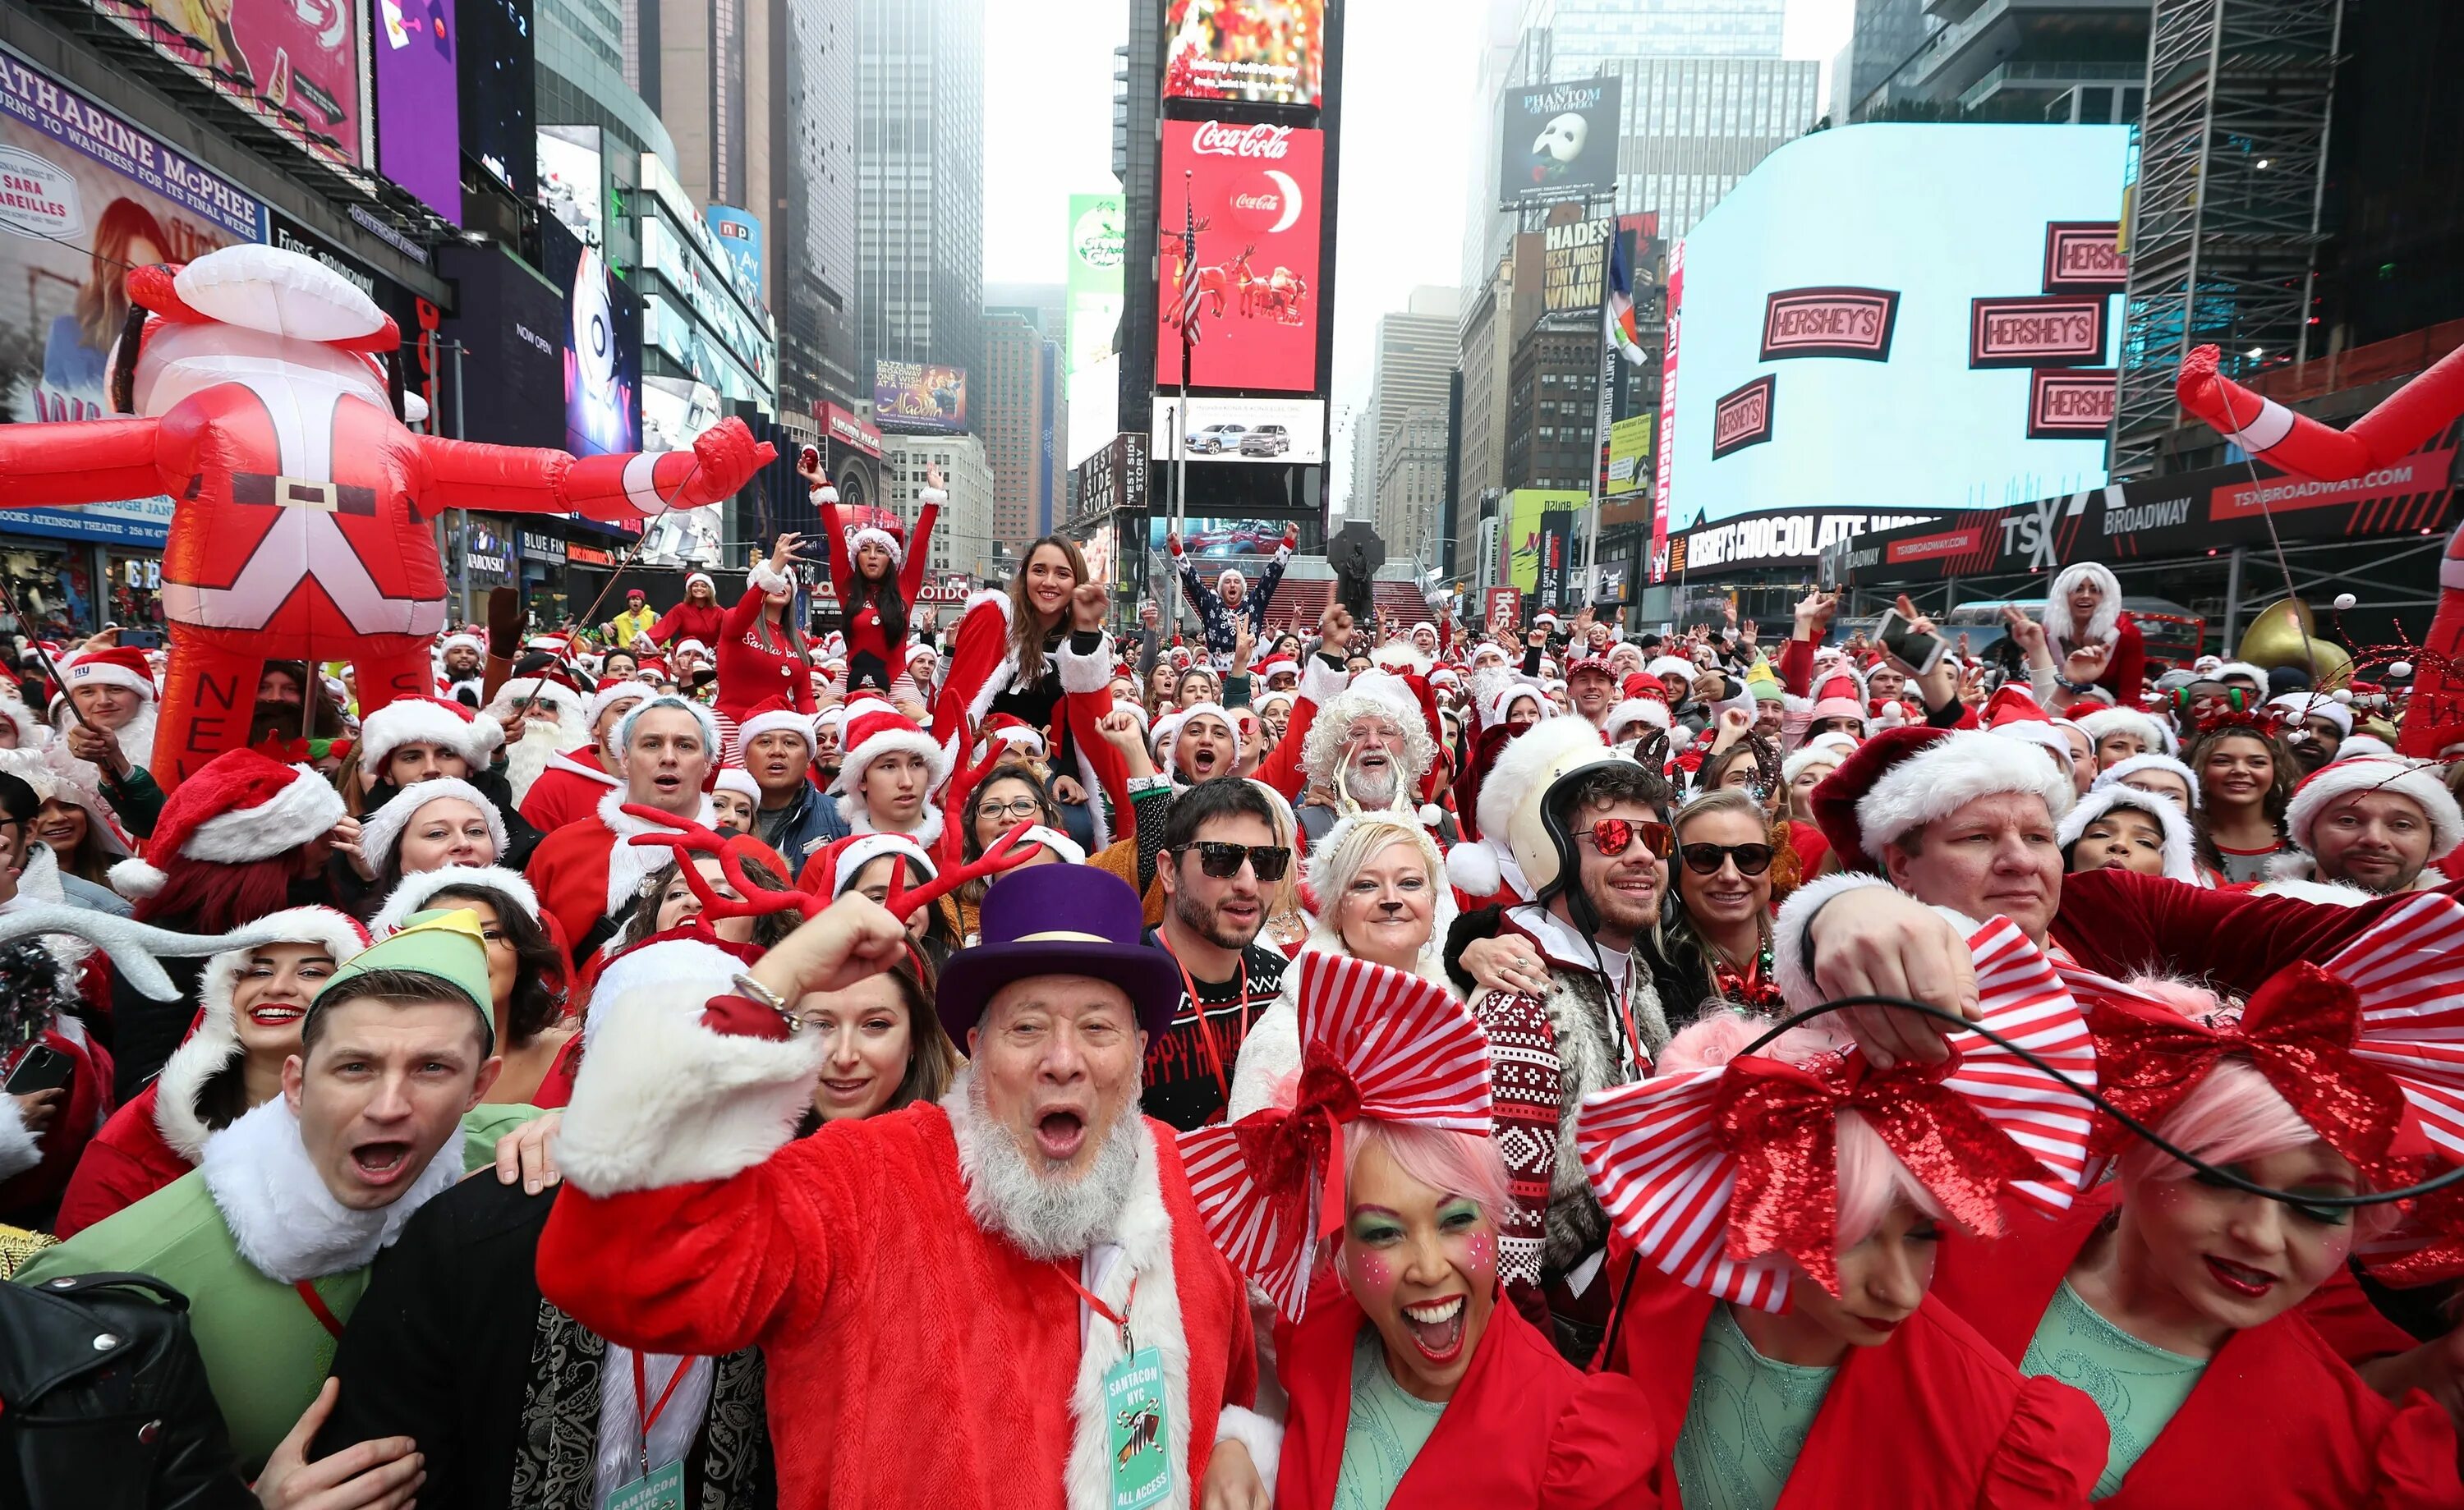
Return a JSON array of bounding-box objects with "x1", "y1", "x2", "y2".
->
[
  {"x1": 1657, "y1": 123, "x2": 2131, "y2": 562},
  {"x1": 1154, "y1": 122, "x2": 1323, "y2": 394}
]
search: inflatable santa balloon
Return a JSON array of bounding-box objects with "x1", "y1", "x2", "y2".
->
[{"x1": 0, "y1": 245, "x2": 775, "y2": 788}]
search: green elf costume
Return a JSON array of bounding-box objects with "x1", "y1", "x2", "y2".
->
[{"x1": 16, "y1": 910, "x2": 541, "y2": 1471}]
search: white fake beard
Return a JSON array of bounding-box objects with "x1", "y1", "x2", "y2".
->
[
  {"x1": 116, "y1": 707, "x2": 156, "y2": 769},
  {"x1": 1344, "y1": 761, "x2": 1402, "y2": 811},
  {"x1": 955, "y1": 1067, "x2": 1143, "y2": 1260},
  {"x1": 501, "y1": 714, "x2": 572, "y2": 803}
]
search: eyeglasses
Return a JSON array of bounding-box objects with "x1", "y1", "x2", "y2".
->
[
  {"x1": 1175, "y1": 840, "x2": 1293, "y2": 882},
  {"x1": 974, "y1": 796, "x2": 1046, "y2": 820},
  {"x1": 1578, "y1": 819, "x2": 1674, "y2": 859},
  {"x1": 1678, "y1": 841, "x2": 1775, "y2": 877}
]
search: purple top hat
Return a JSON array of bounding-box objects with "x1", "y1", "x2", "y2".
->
[{"x1": 934, "y1": 864, "x2": 1185, "y2": 1044}]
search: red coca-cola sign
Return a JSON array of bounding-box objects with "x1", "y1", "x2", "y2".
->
[{"x1": 1189, "y1": 121, "x2": 1294, "y2": 159}]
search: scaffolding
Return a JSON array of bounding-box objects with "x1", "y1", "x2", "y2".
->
[{"x1": 2108, "y1": 0, "x2": 2346, "y2": 479}]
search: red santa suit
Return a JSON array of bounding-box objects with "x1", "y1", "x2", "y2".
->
[
  {"x1": 0, "y1": 246, "x2": 770, "y2": 787},
  {"x1": 1931, "y1": 1191, "x2": 2464, "y2": 1509},
  {"x1": 524, "y1": 789, "x2": 715, "y2": 967},
  {"x1": 517, "y1": 746, "x2": 622, "y2": 833},
  {"x1": 53, "y1": 905, "x2": 367, "y2": 1237},
  {"x1": 1274, "y1": 1292, "x2": 1660, "y2": 1509},
  {"x1": 1597, "y1": 1257, "x2": 2106, "y2": 1509},
  {"x1": 928, "y1": 592, "x2": 1130, "y2": 846},
  {"x1": 534, "y1": 938, "x2": 1266, "y2": 1510},
  {"x1": 647, "y1": 575, "x2": 724, "y2": 649},
  {"x1": 715, "y1": 561, "x2": 816, "y2": 727},
  {"x1": 815, "y1": 478, "x2": 940, "y2": 697}
]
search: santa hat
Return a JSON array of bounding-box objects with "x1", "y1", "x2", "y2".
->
[
  {"x1": 712, "y1": 767, "x2": 761, "y2": 804},
  {"x1": 829, "y1": 695, "x2": 949, "y2": 801},
  {"x1": 1807, "y1": 673, "x2": 1865, "y2": 729},
  {"x1": 904, "y1": 641, "x2": 938, "y2": 670},
  {"x1": 1254, "y1": 655, "x2": 1299, "y2": 685},
  {"x1": 2058, "y1": 783, "x2": 2200, "y2": 882},
  {"x1": 1565, "y1": 654, "x2": 1616, "y2": 683},
  {"x1": 439, "y1": 631, "x2": 485, "y2": 659},
  {"x1": 1813, "y1": 727, "x2": 2075, "y2": 870},
  {"x1": 585, "y1": 679, "x2": 649, "y2": 732},
  {"x1": 60, "y1": 646, "x2": 154, "y2": 702},
  {"x1": 109, "y1": 749, "x2": 346, "y2": 899},
  {"x1": 1781, "y1": 732, "x2": 1859, "y2": 787},
  {"x1": 980, "y1": 713, "x2": 1046, "y2": 759},
  {"x1": 152, "y1": 906, "x2": 370, "y2": 1163},
  {"x1": 1604, "y1": 688, "x2": 1672, "y2": 738},
  {"x1": 737, "y1": 698, "x2": 816, "y2": 753},
  {"x1": 2094, "y1": 752, "x2": 2200, "y2": 810},
  {"x1": 2283, "y1": 756, "x2": 2464, "y2": 862},
  {"x1": 1482, "y1": 680, "x2": 1547, "y2": 731},
  {"x1": 2212, "y1": 659, "x2": 2269, "y2": 688},
  {"x1": 2339, "y1": 733, "x2": 2396, "y2": 759},
  {"x1": 1645, "y1": 655, "x2": 1696, "y2": 683},
  {"x1": 813, "y1": 705, "x2": 847, "y2": 736},
  {"x1": 1150, "y1": 713, "x2": 1186, "y2": 760},
  {"x1": 359, "y1": 694, "x2": 506, "y2": 771},
  {"x1": 673, "y1": 639, "x2": 712, "y2": 662},
  {"x1": 356, "y1": 777, "x2": 508, "y2": 872},
  {"x1": 490, "y1": 672, "x2": 589, "y2": 722},
  {"x1": 370, "y1": 864, "x2": 544, "y2": 936},
  {"x1": 1174, "y1": 701, "x2": 1243, "y2": 755},
  {"x1": 804, "y1": 831, "x2": 936, "y2": 900},
  {"x1": 2073, "y1": 705, "x2": 2176, "y2": 759},
  {"x1": 1982, "y1": 687, "x2": 2075, "y2": 769},
  {"x1": 2270, "y1": 691, "x2": 2354, "y2": 738},
  {"x1": 686, "y1": 571, "x2": 716, "y2": 596},
  {"x1": 1018, "y1": 825, "x2": 1087, "y2": 865},
  {"x1": 1255, "y1": 689, "x2": 1294, "y2": 717}
]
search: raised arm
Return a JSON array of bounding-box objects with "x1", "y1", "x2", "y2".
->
[
  {"x1": 900, "y1": 466, "x2": 946, "y2": 601},
  {"x1": 0, "y1": 416, "x2": 164, "y2": 508},
  {"x1": 1243, "y1": 526, "x2": 1298, "y2": 636},
  {"x1": 798, "y1": 454, "x2": 857, "y2": 594},
  {"x1": 419, "y1": 418, "x2": 772, "y2": 522}
]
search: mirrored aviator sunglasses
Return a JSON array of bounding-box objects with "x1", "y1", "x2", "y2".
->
[{"x1": 1582, "y1": 818, "x2": 1675, "y2": 859}]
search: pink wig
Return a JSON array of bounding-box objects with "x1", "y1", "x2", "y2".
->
[
  {"x1": 1347, "y1": 1118, "x2": 1512, "y2": 1219},
  {"x1": 2115, "y1": 977, "x2": 2397, "y2": 1240}
]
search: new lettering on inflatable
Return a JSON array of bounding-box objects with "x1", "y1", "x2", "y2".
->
[
  {"x1": 2175, "y1": 341, "x2": 2464, "y2": 758},
  {"x1": 0, "y1": 246, "x2": 774, "y2": 787}
]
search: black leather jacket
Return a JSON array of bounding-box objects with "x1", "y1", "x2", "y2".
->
[{"x1": 0, "y1": 1272, "x2": 254, "y2": 1510}]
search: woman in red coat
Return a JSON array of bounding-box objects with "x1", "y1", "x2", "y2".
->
[
  {"x1": 798, "y1": 454, "x2": 940, "y2": 701},
  {"x1": 53, "y1": 906, "x2": 368, "y2": 1236},
  {"x1": 714, "y1": 534, "x2": 817, "y2": 760},
  {"x1": 1577, "y1": 919, "x2": 2112, "y2": 1510},
  {"x1": 1182, "y1": 952, "x2": 1663, "y2": 1509},
  {"x1": 1928, "y1": 963, "x2": 2464, "y2": 1508},
  {"x1": 2043, "y1": 562, "x2": 2145, "y2": 705},
  {"x1": 647, "y1": 571, "x2": 724, "y2": 650}
]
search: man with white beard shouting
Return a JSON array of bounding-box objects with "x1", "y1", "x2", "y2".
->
[{"x1": 536, "y1": 862, "x2": 1276, "y2": 1510}]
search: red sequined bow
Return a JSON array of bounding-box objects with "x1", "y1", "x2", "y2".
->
[
  {"x1": 1715, "y1": 1053, "x2": 2048, "y2": 1297},
  {"x1": 2080, "y1": 963, "x2": 2425, "y2": 1186},
  {"x1": 1179, "y1": 952, "x2": 1493, "y2": 1320}
]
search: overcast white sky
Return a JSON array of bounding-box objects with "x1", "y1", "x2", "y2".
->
[{"x1": 981, "y1": 0, "x2": 1857, "y2": 507}]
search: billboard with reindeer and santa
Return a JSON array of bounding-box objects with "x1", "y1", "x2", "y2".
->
[{"x1": 1154, "y1": 120, "x2": 1323, "y2": 394}]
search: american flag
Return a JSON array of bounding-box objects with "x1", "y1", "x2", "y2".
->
[{"x1": 1175, "y1": 190, "x2": 1204, "y2": 347}]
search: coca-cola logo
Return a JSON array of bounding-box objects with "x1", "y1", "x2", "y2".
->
[{"x1": 1191, "y1": 121, "x2": 1293, "y2": 159}]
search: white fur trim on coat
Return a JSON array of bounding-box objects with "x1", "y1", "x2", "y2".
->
[
  {"x1": 559, "y1": 940, "x2": 824, "y2": 1193},
  {"x1": 747, "y1": 558, "x2": 794, "y2": 594},
  {"x1": 595, "y1": 788, "x2": 717, "y2": 914},
  {"x1": 0, "y1": 1095, "x2": 39, "y2": 1183},
  {"x1": 183, "y1": 765, "x2": 347, "y2": 866},
  {"x1": 837, "y1": 794, "x2": 946, "y2": 851},
  {"x1": 1855, "y1": 728, "x2": 2076, "y2": 864},
  {"x1": 356, "y1": 778, "x2": 508, "y2": 875},
  {"x1": 2284, "y1": 755, "x2": 2464, "y2": 860},
  {"x1": 1055, "y1": 631, "x2": 1115, "y2": 695},
  {"x1": 942, "y1": 1077, "x2": 1198, "y2": 1510},
  {"x1": 1771, "y1": 872, "x2": 1896, "y2": 1011},
  {"x1": 154, "y1": 907, "x2": 368, "y2": 1163},
  {"x1": 2057, "y1": 785, "x2": 2200, "y2": 884},
  {"x1": 200, "y1": 1096, "x2": 462, "y2": 1283},
  {"x1": 1294, "y1": 654, "x2": 1349, "y2": 712},
  {"x1": 1213, "y1": 1406, "x2": 1281, "y2": 1494}
]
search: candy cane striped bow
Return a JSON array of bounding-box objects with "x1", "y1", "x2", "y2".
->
[
  {"x1": 2062, "y1": 891, "x2": 2464, "y2": 1188},
  {"x1": 1578, "y1": 916, "x2": 2094, "y2": 1313},
  {"x1": 1179, "y1": 952, "x2": 1493, "y2": 1321}
]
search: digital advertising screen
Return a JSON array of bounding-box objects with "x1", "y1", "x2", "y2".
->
[
  {"x1": 1154, "y1": 122, "x2": 1323, "y2": 394},
  {"x1": 1505, "y1": 489, "x2": 1587, "y2": 593},
  {"x1": 539, "y1": 215, "x2": 640, "y2": 457},
  {"x1": 536, "y1": 126, "x2": 604, "y2": 247},
  {"x1": 1146, "y1": 516, "x2": 1295, "y2": 559},
  {"x1": 1152, "y1": 395, "x2": 1326, "y2": 466},
  {"x1": 439, "y1": 241, "x2": 564, "y2": 448},
  {"x1": 458, "y1": 0, "x2": 537, "y2": 200},
  {"x1": 1066, "y1": 192, "x2": 1124, "y2": 466},
  {"x1": 873, "y1": 360, "x2": 969, "y2": 434},
  {"x1": 372, "y1": 0, "x2": 461, "y2": 222},
  {"x1": 1662, "y1": 123, "x2": 2131, "y2": 535},
  {"x1": 1498, "y1": 80, "x2": 1621, "y2": 209},
  {"x1": 705, "y1": 204, "x2": 764, "y2": 303},
  {"x1": 1163, "y1": 0, "x2": 1323, "y2": 108},
  {"x1": 85, "y1": 0, "x2": 367, "y2": 167}
]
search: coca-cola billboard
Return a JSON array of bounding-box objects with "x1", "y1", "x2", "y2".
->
[{"x1": 1156, "y1": 120, "x2": 1324, "y2": 395}]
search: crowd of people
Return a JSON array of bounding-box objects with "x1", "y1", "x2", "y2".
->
[{"x1": 7, "y1": 525, "x2": 2464, "y2": 1510}]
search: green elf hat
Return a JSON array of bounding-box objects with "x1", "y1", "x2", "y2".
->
[{"x1": 312, "y1": 908, "x2": 499, "y2": 1052}]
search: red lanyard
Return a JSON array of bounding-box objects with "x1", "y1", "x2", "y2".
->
[
  {"x1": 1159, "y1": 939, "x2": 1248, "y2": 1118},
  {"x1": 293, "y1": 1280, "x2": 343, "y2": 1340},
  {"x1": 632, "y1": 1351, "x2": 692, "y2": 1479},
  {"x1": 1055, "y1": 1262, "x2": 1138, "y2": 1351}
]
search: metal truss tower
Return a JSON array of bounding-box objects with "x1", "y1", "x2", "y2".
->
[{"x1": 2109, "y1": 0, "x2": 2345, "y2": 478}]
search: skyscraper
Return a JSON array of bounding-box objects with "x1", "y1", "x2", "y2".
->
[
  {"x1": 854, "y1": 0, "x2": 986, "y2": 388},
  {"x1": 1599, "y1": 56, "x2": 1820, "y2": 236},
  {"x1": 1364, "y1": 288, "x2": 1464, "y2": 567},
  {"x1": 982, "y1": 310, "x2": 1050, "y2": 560},
  {"x1": 1521, "y1": 0, "x2": 1786, "y2": 75}
]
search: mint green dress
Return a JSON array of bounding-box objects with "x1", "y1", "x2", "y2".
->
[
  {"x1": 2019, "y1": 1278, "x2": 2207, "y2": 1499},
  {"x1": 1672, "y1": 1302, "x2": 1839, "y2": 1510},
  {"x1": 1332, "y1": 1328, "x2": 1450, "y2": 1510}
]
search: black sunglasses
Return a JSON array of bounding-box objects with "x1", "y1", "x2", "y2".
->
[
  {"x1": 1678, "y1": 841, "x2": 1775, "y2": 877},
  {"x1": 1175, "y1": 840, "x2": 1292, "y2": 882}
]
